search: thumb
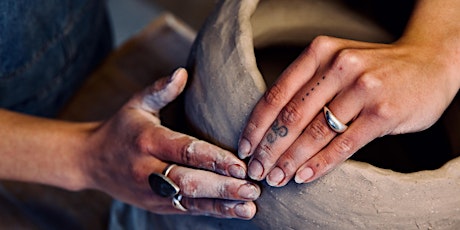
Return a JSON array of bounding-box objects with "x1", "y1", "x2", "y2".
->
[{"x1": 138, "y1": 68, "x2": 188, "y2": 114}]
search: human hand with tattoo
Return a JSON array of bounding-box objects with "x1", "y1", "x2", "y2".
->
[
  {"x1": 0, "y1": 68, "x2": 260, "y2": 219},
  {"x1": 237, "y1": 0, "x2": 460, "y2": 186}
]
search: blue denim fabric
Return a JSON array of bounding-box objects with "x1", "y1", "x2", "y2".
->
[{"x1": 0, "y1": 0, "x2": 112, "y2": 117}]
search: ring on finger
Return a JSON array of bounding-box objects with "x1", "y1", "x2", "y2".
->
[
  {"x1": 323, "y1": 106, "x2": 348, "y2": 133},
  {"x1": 149, "y1": 164, "x2": 180, "y2": 197},
  {"x1": 172, "y1": 194, "x2": 188, "y2": 212}
]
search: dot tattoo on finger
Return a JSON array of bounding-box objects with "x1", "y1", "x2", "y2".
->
[
  {"x1": 305, "y1": 75, "x2": 327, "y2": 98},
  {"x1": 265, "y1": 75, "x2": 326, "y2": 144}
]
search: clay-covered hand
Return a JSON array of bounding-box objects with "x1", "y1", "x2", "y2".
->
[
  {"x1": 82, "y1": 68, "x2": 260, "y2": 219},
  {"x1": 238, "y1": 32, "x2": 460, "y2": 186}
]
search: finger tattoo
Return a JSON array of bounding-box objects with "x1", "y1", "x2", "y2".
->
[
  {"x1": 302, "y1": 75, "x2": 326, "y2": 101},
  {"x1": 266, "y1": 119, "x2": 288, "y2": 143}
]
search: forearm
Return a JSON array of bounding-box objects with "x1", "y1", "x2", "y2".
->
[
  {"x1": 401, "y1": 0, "x2": 460, "y2": 89},
  {"x1": 0, "y1": 109, "x2": 98, "y2": 191},
  {"x1": 393, "y1": 0, "x2": 460, "y2": 102},
  {"x1": 402, "y1": 0, "x2": 460, "y2": 43}
]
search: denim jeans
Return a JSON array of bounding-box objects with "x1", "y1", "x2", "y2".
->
[{"x1": 0, "y1": 0, "x2": 112, "y2": 117}]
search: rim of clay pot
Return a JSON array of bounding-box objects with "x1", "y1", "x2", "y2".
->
[{"x1": 185, "y1": 0, "x2": 460, "y2": 228}]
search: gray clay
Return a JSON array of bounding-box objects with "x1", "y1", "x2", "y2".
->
[
  {"x1": 184, "y1": 0, "x2": 460, "y2": 229},
  {"x1": 111, "y1": 0, "x2": 460, "y2": 229}
]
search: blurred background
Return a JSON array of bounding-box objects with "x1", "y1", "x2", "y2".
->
[{"x1": 107, "y1": 0, "x2": 216, "y2": 45}]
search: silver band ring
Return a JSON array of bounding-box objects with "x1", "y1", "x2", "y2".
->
[
  {"x1": 163, "y1": 164, "x2": 176, "y2": 177},
  {"x1": 323, "y1": 106, "x2": 348, "y2": 133},
  {"x1": 172, "y1": 194, "x2": 188, "y2": 212}
]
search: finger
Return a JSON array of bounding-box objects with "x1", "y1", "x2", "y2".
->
[
  {"x1": 265, "y1": 71, "x2": 383, "y2": 186},
  {"x1": 133, "y1": 67, "x2": 188, "y2": 114},
  {"x1": 264, "y1": 101, "x2": 359, "y2": 186},
  {"x1": 245, "y1": 72, "x2": 340, "y2": 181},
  {"x1": 238, "y1": 37, "x2": 389, "y2": 161},
  {"x1": 184, "y1": 199, "x2": 257, "y2": 220},
  {"x1": 294, "y1": 114, "x2": 383, "y2": 183},
  {"x1": 142, "y1": 163, "x2": 258, "y2": 219},
  {"x1": 246, "y1": 46, "x2": 370, "y2": 181},
  {"x1": 246, "y1": 38, "x2": 391, "y2": 182},
  {"x1": 237, "y1": 39, "x2": 326, "y2": 160},
  {"x1": 154, "y1": 197, "x2": 257, "y2": 219},
  {"x1": 166, "y1": 165, "x2": 260, "y2": 201},
  {"x1": 237, "y1": 36, "x2": 371, "y2": 160},
  {"x1": 241, "y1": 42, "x2": 343, "y2": 180},
  {"x1": 264, "y1": 112, "x2": 336, "y2": 186},
  {"x1": 150, "y1": 126, "x2": 249, "y2": 179},
  {"x1": 135, "y1": 160, "x2": 256, "y2": 219}
]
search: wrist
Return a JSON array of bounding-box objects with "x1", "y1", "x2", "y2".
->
[
  {"x1": 398, "y1": 31, "x2": 460, "y2": 94},
  {"x1": 62, "y1": 121, "x2": 102, "y2": 191}
]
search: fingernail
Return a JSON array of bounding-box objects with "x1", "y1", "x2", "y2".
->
[
  {"x1": 229, "y1": 164, "x2": 246, "y2": 179},
  {"x1": 234, "y1": 203, "x2": 252, "y2": 219},
  {"x1": 295, "y1": 167, "x2": 314, "y2": 183},
  {"x1": 237, "y1": 184, "x2": 260, "y2": 200},
  {"x1": 238, "y1": 138, "x2": 251, "y2": 159},
  {"x1": 267, "y1": 167, "x2": 285, "y2": 187},
  {"x1": 169, "y1": 67, "x2": 184, "y2": 83},
  {"x1": 248, "y1": 159, "x2": 264, "y2": 180}
]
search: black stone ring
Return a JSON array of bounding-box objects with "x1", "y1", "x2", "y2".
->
[{"x1": 148, "y1": 164, "x2": 180, "y2": 197}]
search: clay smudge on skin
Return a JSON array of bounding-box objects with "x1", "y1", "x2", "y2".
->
[
  {"x1": 187, "y1": 140, "x2": 222, "y2": 173},
  {"x1": 140, "y1": 77, "x2": 176, "y2": 112},
  {"x1": 178, "y1": 173, "x2": 200, "y2": 197}
]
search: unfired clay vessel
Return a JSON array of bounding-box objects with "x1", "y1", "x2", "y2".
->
[
  {"x1": 183, "y1": 0, "x2": 460, "y2": 229},
  {"x1": 112, "y1": 0, "x2": 460, "y2": 229}
]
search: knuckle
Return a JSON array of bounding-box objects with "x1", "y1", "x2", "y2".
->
[
  {"x1": 263, "y1": 84, "x2": 286, "y2": 107},
  {"x1": 134, "y1": 130, "x2": 153, "y2": 154},
  {"x1": 370, "y1": 102, "x2": 395, "y2": 121},
  {"x1": 257, "y1": 144, "x2": 276, "y2": 160},
  {"x1": 313, "y1": 153, "x2": 329, "y2": 172},
  {"x1": 180, "y1": 140, "x2": 196, "y2": 165},
  {"x1": 243, "y1": 120, "x2": 259, "y2": 138},
  {"x1": 310, "y1": 35, "x2": 337, "y2": 53},
  {"x1": 333, "y1": 49, "x2": 363, "y2": 72},
  {"x1": 354, "y1": 73, "x2": 382, "y2": 94},
  {"x1": 182, "y1": 197, "x2": 196, "y2": 211},
  {"x1": 280, "y1": 100, "x2": 303, "y2": 125},
  {"x1": 306, "y1": 119, "x2": 333, "y2": 142},
  {"x1": 177, "y1": 174, "x2": 200, "y2": 198},
  {"x1": 277, "y1": 154, "x2": 297, "y2": 175},
  {"x1": 130, "y1": 165, "x2": 145, "y2": 184},
  {"x1": 313, "y1": 136, "x2": 354, "y2": 173},
  {"x1": 331, "y1": 136, "x2": 354, "y2": 157},
  {"x1": 214, "y1": 200, "x2": 233, "y2": 217},
  {"x1": 217, "y1": 182, "x2": 231, "y2": 199}
]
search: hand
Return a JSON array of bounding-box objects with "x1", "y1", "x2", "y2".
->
[
  {"x1": 238, "y1": 35, "x2": 460, "y2": 187},
  {"x1": 82, "y1": 68, "x2": 260, "y2": 219}
]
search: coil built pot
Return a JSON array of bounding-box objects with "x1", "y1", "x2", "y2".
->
[
  {"x1": 111, "y1": 1, "x2": 460, "y2": 229},
  {"x1": 183, "y1": 0, "x2": 460, "y2": 229}
]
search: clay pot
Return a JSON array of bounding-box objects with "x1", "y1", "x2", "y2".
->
[
  {"x1": 108, "y1": 1, "x2": 460, "y2": 229},
  {"x1": 180, "y1": 0, "x2": 460, "y2": 229}
]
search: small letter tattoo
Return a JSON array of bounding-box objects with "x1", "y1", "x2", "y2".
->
[{"x1": 266, "y1": 119, "x2": 288, "y2": 143}]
